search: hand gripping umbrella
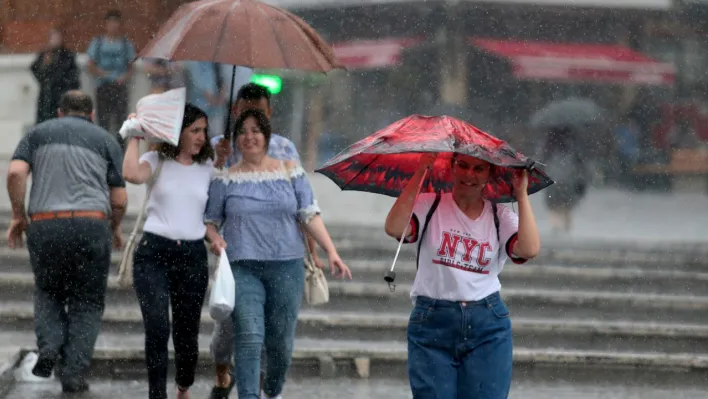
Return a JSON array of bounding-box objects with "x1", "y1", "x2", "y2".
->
[{"x1": 315, "y1": 115, "x2": 554, "y2": 289}]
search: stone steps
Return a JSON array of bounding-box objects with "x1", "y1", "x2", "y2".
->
[
  {"x1": 5, "y1": 295, "x2": 708, "y2": 352},
  {"x1": 3, "y1": 257, "x2": 708, "y2": 297},
  {"x1": 0, "y1": 215, "x2": 706, "y2": 269},
  {"x1": 6, "y1": 330, "x2": 708, "y2": 381},
  {"x1": 5, "y1": 304, "x2": 708, "y2": 354},
  {"x1": 5, "y1": 274, "x2": 708, "y2": 323}
]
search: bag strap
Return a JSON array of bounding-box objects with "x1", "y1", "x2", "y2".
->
[
  {"x1": 284, "y1": 162, "x2": 316, "y2": 272},
  {"x1": 95, "y1": 36, "x2": 103, "y2": 66},
  {"x1": 415, "y1": 192, "x2": 441, "y2": 270},
  {"x1": 129, "y1": 157, "x2": 165, "y2": 236}
]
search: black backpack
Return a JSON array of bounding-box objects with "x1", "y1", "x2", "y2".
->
[{"x1": 415, "y1": 193, "x2": 501, "y2": 270}]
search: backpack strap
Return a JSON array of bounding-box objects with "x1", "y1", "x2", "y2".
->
[
  {"x1": 492, "y1": 202, "x2": 501, "y2": 248},
  {"x1": 416, "y1": 192, "x2": 441, "y2": 270},
  {"x1": 123, "y1": 36, "x2": 131, "y2": 66},
  {"x1": 94, "y1": 36, "x2": 103, "y2": 66}
]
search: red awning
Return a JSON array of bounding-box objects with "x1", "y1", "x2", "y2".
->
[
  {"x1": 471, "y1": 39, "x2": 675, "y2": 86},
  {"x1": 332, "y1": 38, "x2": 422, "y2": 70}
]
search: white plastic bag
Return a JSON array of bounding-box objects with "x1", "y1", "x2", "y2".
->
[
  {"x1": 209, "y1": 249, "x2": 235, "y2": 321},
  {"x1": 119, "y1": 87, "x2": 186, "y2": 146}
]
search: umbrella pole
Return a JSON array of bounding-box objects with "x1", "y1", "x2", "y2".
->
[
  {"x1": 384, "y1": 167, "x2": 430, "y2": 292},
  {"x1": 224, "y1": 65, "x2": 237, "y2": 140}
]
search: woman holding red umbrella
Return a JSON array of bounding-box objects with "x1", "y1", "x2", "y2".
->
[{"x1": 384, "y1": 152, "x2": 541, "y2": 399}]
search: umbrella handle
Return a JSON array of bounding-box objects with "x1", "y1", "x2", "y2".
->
[
  {"x1": 525, "y1": 159, "x2": 537, "y2": 172},
  {"x1": 384, "y1": 167, "x2": 431, "y2": 292},
  {"x1": 223, "y1": 65, "x2": 237, "y2": 141}
]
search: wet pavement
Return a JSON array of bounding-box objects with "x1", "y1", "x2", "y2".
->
[{"x1": 5, "y1": 376, "x2": 708, "y2": 399}]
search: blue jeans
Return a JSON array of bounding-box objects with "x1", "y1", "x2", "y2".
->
[
  {"x1": 407, "y1": 292, "x2": 513, "y2": 399},
  {"x1": 231, "y1": 259, "x2": 305, "y2": 399}
]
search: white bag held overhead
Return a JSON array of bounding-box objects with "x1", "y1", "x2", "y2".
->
[
  {"x1": 119, "y1": 87, "x2": 186, "y2": 146},
  {"x1": 209, "y1": 249, "x2": 236, "y2": 321}
]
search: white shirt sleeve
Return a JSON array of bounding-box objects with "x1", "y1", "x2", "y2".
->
[
  {"x1": 496, "y1": 204, "x2": 528, "y2": 264},
  {"x1": 139, "y1": 151, "x2": 159, "y2": 172}
]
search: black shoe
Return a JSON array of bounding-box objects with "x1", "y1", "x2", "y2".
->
[
  {"x1": 62, "y1": 379, "x2": 90, "y2": 393},
  {"x1": 31, "y1": 354, "x2": 56, "y2": 378},
  {"x1": 209, "y1": 376, "x2": 235, "y2": 399}
]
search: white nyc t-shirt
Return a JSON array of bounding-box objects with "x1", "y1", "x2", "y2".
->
[
  {"x1": 139, "y1": 151, "x2": 215, "y2": 241},
  {"x1": 404, "y1": 193, "x2": 527, "y2": 302}
]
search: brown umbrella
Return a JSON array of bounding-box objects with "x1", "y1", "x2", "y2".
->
[{"x1": 139, "y1": 0, "x2": 343, "y2": 73}]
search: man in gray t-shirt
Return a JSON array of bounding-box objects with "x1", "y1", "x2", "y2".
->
[{"x1": 6, "y1": 90, "x2": 127, "y2": 393}]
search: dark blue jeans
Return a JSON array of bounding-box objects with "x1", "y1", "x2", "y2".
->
[
  {"x1": 26, "y1": 218, "x2": 111, "y2": 384},
  {"x1": 407, "y1": 292, "x2": 513, "y2": 399},
  {"x1": 231, "y1": 259, "x2": 305, "y2": 399},
  {"x1": 133, "y1": 232, "x2": 209, "y2": 399}
]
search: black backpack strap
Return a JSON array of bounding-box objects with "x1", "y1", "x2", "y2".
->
[
  {"x1": 416, "y1": 192, "x2": 441, "y2": 270},
  {"x1": 492, "y1": 202, "x2": 501, "y2": 246},
  {"x1": 123, "y1": 36, "x2": 132, "y2": 65},
  {"x1": 94, "y1": 36, "x2": 103, "y2": 65}
]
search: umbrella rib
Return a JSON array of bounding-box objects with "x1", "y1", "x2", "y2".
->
[
  {"x1": 261, "y1": 4, "x2": 291, "y2": 68},
  {"x1": 339, "y1": 153, "x2": 383, "y2": 191},
  {"x1": 242, "y1": 0, "x2": 254, "y2": 67},
  {"x1": 211, "y1": 0, "x2": 241, "y2": 63}
]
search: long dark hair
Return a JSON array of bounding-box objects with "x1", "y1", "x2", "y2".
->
[
  {"x1": 231, "y1": 108, "x2": 272, "y2": 151},
  {"x1": 156, "y1": 103, "x2": 214, "y2": 163}
]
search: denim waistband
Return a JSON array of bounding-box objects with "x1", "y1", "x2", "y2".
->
[
  {"x1": 415, "y1": 291, "x2": 502, "y2": 308},
  {"x1": 142, "y1": 232, "x2": 205, "y2": 247}
]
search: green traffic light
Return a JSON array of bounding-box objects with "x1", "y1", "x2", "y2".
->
[{"x1": 250, "y1": 74, "x2": 282, "y2": 94}]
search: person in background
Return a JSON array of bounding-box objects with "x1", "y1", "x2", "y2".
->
[
  {"x1": 7, "y1": 91, "x2": 127, "y2": 393},
  {"x1": 144, "y1": 59, "x2": 186, "y2": 94},
  {"x1": 541, "y1": 126, "x2": 588, "y2": 233},
  {"x1": 204, "y1": 109, "x2": 352, "y2": 399},
  {"x1": 385, "y1": 153, "x2": 540, "y2": 399},
  {"x1": 211, "y1": 84, "x2": 299, "y2": 170},
  {"x1": 183, "y1": 61, "x2": 227, "y2": 139},
  {"x1": 86, "y1": 9, "x2": 136, "y2": 147},
  {"x1": 222, "y1": 65, "x2": 254, "y2": 119},
  {"x1": 30, "y1": 27, "x2": 80, "y2": 125}
]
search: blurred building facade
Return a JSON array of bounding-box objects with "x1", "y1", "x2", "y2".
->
[{"x1": 1, "y1": 0, "x2": 707, "y2": 176}]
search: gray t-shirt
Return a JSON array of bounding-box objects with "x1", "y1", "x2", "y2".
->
[{"x1": 12, "y1": 116, "x2": 125, "y2": 215}]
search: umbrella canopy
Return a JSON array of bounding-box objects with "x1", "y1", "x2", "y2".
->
[
  {"x1": 530, "y1": 97, "x2": 608, "y2": 131},
  {"x1": 316, "y1": 115, "x2": 553, "y2": 203},
  {"x1": 424, "y1": 103, "x2": 498, "y2": 133},
  {"x1": 139, "y1": 0, "x2": 343, "y2": 73}
]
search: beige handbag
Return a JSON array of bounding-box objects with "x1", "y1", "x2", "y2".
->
[
  {"x1": 301, "y1": 230, "x2": 329, "y2": 306},
  {"x1": 117, "y1": 158, "x2": 165, "y2": 288}
]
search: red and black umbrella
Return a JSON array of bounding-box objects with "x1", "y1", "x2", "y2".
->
[{"x1": 315, "y1": 115, "x2": 553, "y2": 203}]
